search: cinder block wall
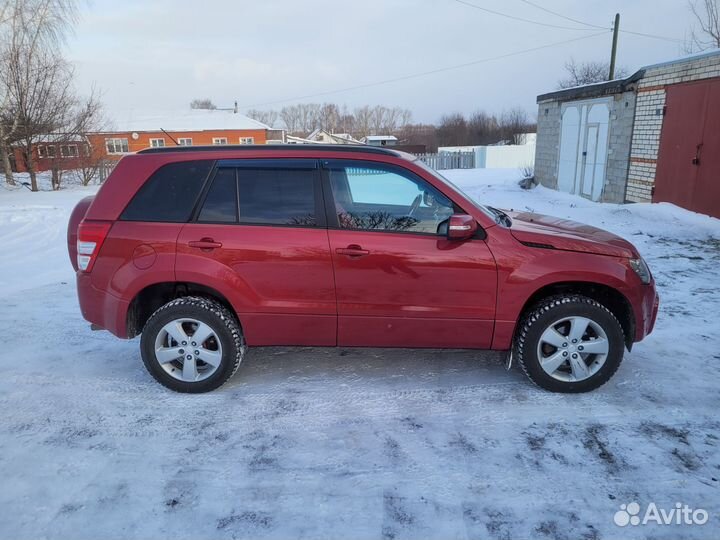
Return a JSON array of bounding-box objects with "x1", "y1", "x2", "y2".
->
[
  {"x1": 534, "y1": 101, "x2": 561, "y2": 189},
  {"x1": 534, "y1": 93, "x2": 635, "y2": 203},
  {"x1": 627, "y1": 53, "x2": 720, "y2": 202},
  {"x1": 603, "y1": 92, "x2": 636, "y2": 203}
]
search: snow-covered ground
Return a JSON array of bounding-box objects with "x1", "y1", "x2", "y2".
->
[{"x1": 1, "y1": 169, "x2": 719, "y2": 539}]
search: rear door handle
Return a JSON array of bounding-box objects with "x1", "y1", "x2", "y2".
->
[
  {"x1": 188, "y1": 238, "x2": 223, "y2": 250},
  {"x1": 336, "y1": 244, "x2": 369, "y2": 257}
]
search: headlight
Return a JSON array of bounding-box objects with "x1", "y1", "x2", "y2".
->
[{"x1": 629, "y1": 257, "x2": 651, "y2": 284}]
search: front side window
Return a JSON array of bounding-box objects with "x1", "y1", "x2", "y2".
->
[
  {"x1": 46, "y1": 145, "x2": 57, "y2": 158},
  {"x1": 239, "y1": 137, "x2": 254, "y2": 145},
  {"x1": 198, "y1": 168, "x2": 238, "y2": 223},
  {"x1": 149, "y1": 138, "x2": 165, "y2": 148},
  {"x1": 121, "y1": 160, "x2": 213, "y2": 222},
  {"x1": 178, "y1": 138, "x2": 193, "y2": 146},
  {"x1": 327, "y1": 162, "x2": 454, "y2": 234},
  {"x1": 38, "y1": 146, "x2": 47, "y2": 158},
  {"x1": 106, "y1": 138, "x2": 129, "y2": 154},
  {"x1": 212, "y1": 137, "x2": 228, "y2": 145},
  {"x1": 238, "y1": 168, "x2": 316, "y2": 226}
]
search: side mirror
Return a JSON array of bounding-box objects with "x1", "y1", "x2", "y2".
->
[{"x1": 447, "y1": 214, "x2": 478, "y2": 240}]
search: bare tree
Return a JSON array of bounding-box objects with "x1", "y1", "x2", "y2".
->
[
  {"x1": 337, "y1": 105, "x2": 355, "y2": 134},
  {"x1": 353, "y1": 105, "x2": 373, "y2": 138},
  {"x1": 396, "y1": 123, "x2": 438, "y2": 151},
  {"x1": 499, "y1": 108, "x2": 534, "y2": 145},
  {"x1": 279, "y1": 105, "x2": 301, "y2": 134},
  {"x1": 686, "y1": 0, "x2": 720, "y2": 52},
  {"x1": 558, "y1": 58, "x2": 628, "y2": 89},
  {"x1": 296, "y1": 103, "x2": 320, "y2": 134},
  {"x1": 48, "y1": 90, "x2": 103, "y2": 189},
  {"x1": 246, "y1": 108, "x2": 278, "y2": 127},
  {"x1": 6, "y1": 44, "x2": 100, "y2": 191},
  {"x1": 190, "y1": 98, "x2": 216, "y2": 110},
  {"x1": 317, "y1": 103, "x2": 340, "y2": 132},
  {"x1": 468, "y1": 111, "x2": 501, "y2": 145},
  {"x1": 436, "y1": 113, "x2": 469, "y2": 147},
  {"x1": 0, "y1": 0, "x2": 80, "y2": 186}
]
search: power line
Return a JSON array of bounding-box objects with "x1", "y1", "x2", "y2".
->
[
  {"x1": 452, "y1": 0, "x2": 599, "y2": 31},
  {"x1": 619, "y1": 29, "x2": 684, "y2": 44},
  {"x1": 240, "y1": 32, "x2": 608, "y2": 110},
  {"x1": 516, "y1": 0, "x2": 606, "y2": 29},
  {"x1": 515, "y1": 0, "x2": 684, "y2": 44}
]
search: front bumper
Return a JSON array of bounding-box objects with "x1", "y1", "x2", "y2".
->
[{"x1": 633, "y1": 281, "x2": 659, "y2": 343}]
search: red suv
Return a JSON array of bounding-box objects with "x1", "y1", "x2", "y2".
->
[{"x1": 68, "y1": 145, "x2": 658, "y2": 393}]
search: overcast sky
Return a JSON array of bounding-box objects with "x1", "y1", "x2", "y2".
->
[{"x1": 66, "y1": 0, "x2": 696, "y2": 125}]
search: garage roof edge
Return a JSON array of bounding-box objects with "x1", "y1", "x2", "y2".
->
[{"x1": 536, "y1": 69, "x2": 644, "y2": 103}]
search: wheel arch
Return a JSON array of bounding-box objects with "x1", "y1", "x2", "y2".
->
[
  {"x1": 127, "y1": 281, "x2": 238, "y2": 338},
  {"x1": 516, "y1": 281, "x2": 635, "y2": 350}
]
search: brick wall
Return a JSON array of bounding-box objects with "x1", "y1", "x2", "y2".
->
[
  {"x1": 87, "y1": 128, "x2": 269, "y2": 162},
  {"x1": 626, "y1": 53, "x2": 720, "y2": 202}
]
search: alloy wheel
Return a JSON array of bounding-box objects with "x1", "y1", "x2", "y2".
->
[
  {"x1": 536, "y1": 316, "x2": 610, "y2": 382},
  {"x1": 154, "y1": 318, "x2": 223, "y2": 382}
]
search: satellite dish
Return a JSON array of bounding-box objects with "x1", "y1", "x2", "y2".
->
[{"x1": 131, "y1": 132, "x2": 139, "y2": 140}]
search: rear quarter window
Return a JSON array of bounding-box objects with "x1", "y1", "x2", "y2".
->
[{"x1": 121, "y1": 160, "x2": 213, "y2": 222}]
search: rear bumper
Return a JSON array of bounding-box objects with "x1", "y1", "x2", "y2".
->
[
  {"x1": 633, "y1": 282, "x2": 659, "y2": 343},
  {"x1": 76, "y1": 272, "x2": 130, "y2": 338}
]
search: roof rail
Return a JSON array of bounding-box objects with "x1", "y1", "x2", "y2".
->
[{"x1": 136, "y1": 143, "x2": 404, "y2": 157}]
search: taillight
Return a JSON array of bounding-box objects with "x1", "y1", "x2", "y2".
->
[{"x1": 77, "y1": 220, "x2": 112, "y2": 272}]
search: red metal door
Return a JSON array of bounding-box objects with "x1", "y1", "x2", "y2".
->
[
  {"x1": 692, "y1": 79, "x2": 720, "y2": 218},
  {"x1": 654, "y1": 78, "x2": 720, "y2": 218}
]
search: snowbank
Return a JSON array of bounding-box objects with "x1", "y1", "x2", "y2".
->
[{"x1": 0, "y1": 167, "x2": 718, "y2": 539}]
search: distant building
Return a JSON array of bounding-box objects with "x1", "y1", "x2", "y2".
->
[
  {"x1": 11, "y1": 134, "x2": 93, "y2": 174},
  {"x1": 12, "y1": 108, "x2": 283, "y2": 173},
  {"x1": 92, "y1": 109, "x2": 275, "y2": 161},
  {"x1": 534, "y1": 49, "x2": 720, "y2": 218},
  {"x1": 361, "y1": 135, "x2": 398, "y2": 146}
]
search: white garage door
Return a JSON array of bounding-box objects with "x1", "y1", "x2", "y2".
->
[{"x1": 557, "y1": 98, "x2": 610, "y2": 201}]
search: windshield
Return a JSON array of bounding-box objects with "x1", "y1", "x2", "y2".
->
[{"x1": 412, "y1": 158, "x2": 501, "y2": 223}]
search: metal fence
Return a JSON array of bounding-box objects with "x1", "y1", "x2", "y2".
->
[
  {"x1": 416, "y1": 151, "x2": 475, "y2": 170},
  {"x1": 98, "y1": 160, "x2": 117, "y2": 182}
]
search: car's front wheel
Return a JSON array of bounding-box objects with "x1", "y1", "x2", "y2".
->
[
  {"x1": 140, "y1": 296, "x2": 245, "y2": 393},
  {"x1": 514, "y1": 294, "x2": 625, "y2": 393}
]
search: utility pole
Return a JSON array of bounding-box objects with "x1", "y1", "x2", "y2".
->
[{"x1": 609, "y1": 13, "x2": 620, "y2": 80}]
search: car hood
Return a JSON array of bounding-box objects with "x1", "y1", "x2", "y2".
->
[{"x1": 507, "y1": 211, "x2": 637, "y2": 258}]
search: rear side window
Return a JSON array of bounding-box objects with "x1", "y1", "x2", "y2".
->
[
  {"x1": 198, "y1": 168, "x2": 238, "y2": 223},
  {"x1": 238, "y1": 168, "x2": 317, "y2": 226},
  {"x1": 121, "y1": 160, "x2": 212, "y2": 222}
]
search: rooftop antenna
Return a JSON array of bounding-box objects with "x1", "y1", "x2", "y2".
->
[
  {"x1": 160, "y1": 128, "x2": 179, "y2": 145},
  {"x1": 233, "y1": 101, "x2": 238, "y2": 114}
]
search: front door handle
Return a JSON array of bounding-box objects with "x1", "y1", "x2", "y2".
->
[
  {"x1": 188, "y1": 238, "x2": 223, "y2": 250},
  {"x1": 336, "y1": 244, "x2": 369, "y2": 257}
]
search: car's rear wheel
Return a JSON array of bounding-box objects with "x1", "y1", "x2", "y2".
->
[
  {"x1": 140, "y1": 296, "x2": 245, "y2": 393},
  {"x1": 514, "y1": 294, "x2": 625, "y2": 393}
]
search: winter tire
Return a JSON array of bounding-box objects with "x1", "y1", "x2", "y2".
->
[
  {"x1": 514, "y1": 294, "x2": 625, "y2": 393},
  {"x1": 140, "y1": 296, "x2": 245, "y2": 393}
]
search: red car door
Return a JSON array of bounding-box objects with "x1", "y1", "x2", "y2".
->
[
  {"x1": 176, "y1": 160, "x2": 337, "y2": 346},
  {"x1": 323, "y1": 159, "x2": 497, "y2": 348}
]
